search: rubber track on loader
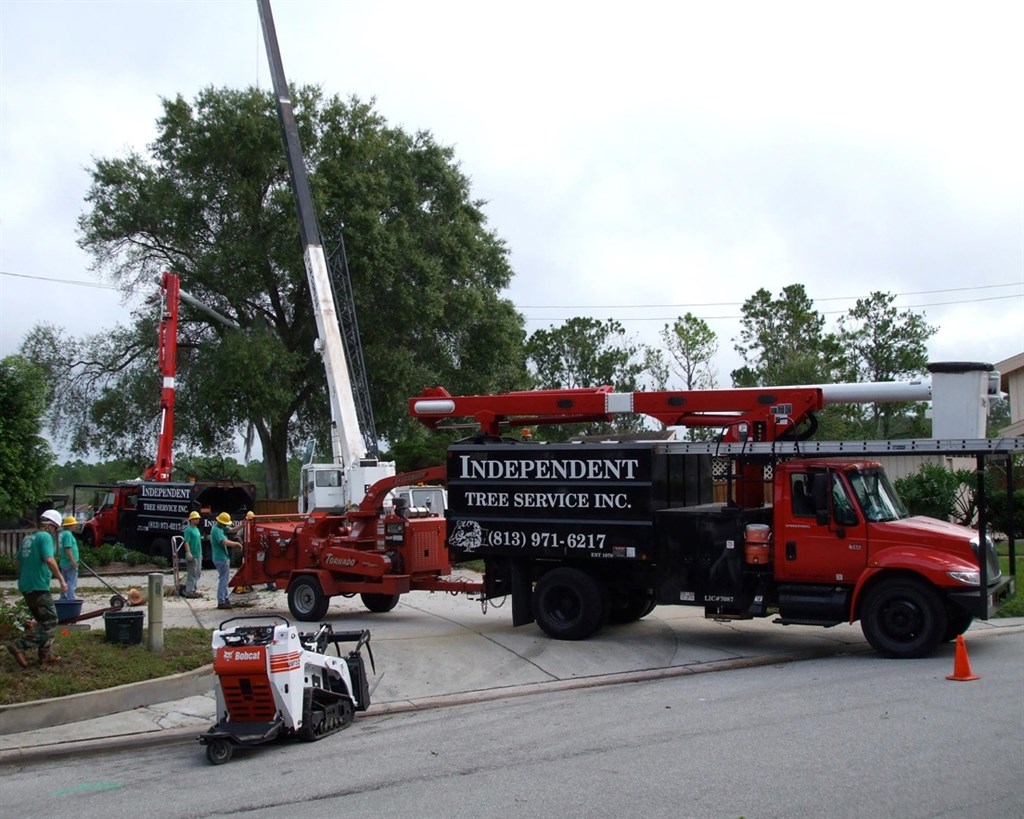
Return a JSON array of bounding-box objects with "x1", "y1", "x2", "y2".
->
[{"x1": 299, "y1": 687, "x2": 355, "y2": 742}]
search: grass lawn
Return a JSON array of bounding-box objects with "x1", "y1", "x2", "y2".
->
[{"x1": 0, "y1": 627, "x2": 211, "y2": 706}]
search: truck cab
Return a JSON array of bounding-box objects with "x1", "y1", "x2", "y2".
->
[{"x1": 768, "y1": 459, "x2": 1011, "y2": 656}]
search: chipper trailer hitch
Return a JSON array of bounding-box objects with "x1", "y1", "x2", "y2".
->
[{"x1": 199, "y1": 615, "x2": 375, "y2": 764}]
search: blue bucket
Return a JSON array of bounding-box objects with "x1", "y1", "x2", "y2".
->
[{"x1": 55, "y1": 598, "x2": 84, "y2": 621}]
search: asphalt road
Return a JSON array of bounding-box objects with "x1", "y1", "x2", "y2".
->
[{"x1": 3, "y1": 632, "x2": 1021, "y2": 818}]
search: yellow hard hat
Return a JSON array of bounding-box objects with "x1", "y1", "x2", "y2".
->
[
  {"x1": 216, "y1": 512, "x2": 233, "y2": 526},
  {"x1": 62, "y1": 515, "x2": 77, "y2": 526},
  {"x1": 188, "y1": 511, "x2": 201, "y2": 521},
  {"x1": 246, "y1": 511, "x2": 255, "y2": 519}
]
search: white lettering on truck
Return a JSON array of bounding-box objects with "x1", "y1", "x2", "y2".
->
[{"x1": 458, "y1": 456, "x2": 640, "y2": 481}]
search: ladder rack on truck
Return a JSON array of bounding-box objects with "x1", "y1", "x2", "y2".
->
[{"x1": 658, "y1": 438, "x2": 1024, "y2": 457}]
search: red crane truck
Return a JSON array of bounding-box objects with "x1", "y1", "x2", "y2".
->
[
  {"x1": 410, "y1": 385, "x2": 1021, "y2": 659},
  {"x1": 76, "y1": 271, "x2": 256, "y2": 561}
]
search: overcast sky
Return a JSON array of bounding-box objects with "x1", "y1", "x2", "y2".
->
[{"x1": 2, "y1": 1, "x2": 1022, "y2": 408}]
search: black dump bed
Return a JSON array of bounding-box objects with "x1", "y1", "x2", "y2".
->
[{"x1": 446, "y1": 440, "x2": 712, "y2": 563}]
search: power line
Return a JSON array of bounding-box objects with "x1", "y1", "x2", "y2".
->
[
  {"x1": 517, "y1": 282, "x2": 1023, "y2": 310},
  {"x1": 523, "y1": 292, "x2": 1024, "y2": 322},
  {"x1": 0, "y1": 270, "x2": 118, "y2": 290},
  {"x1": 4, "y1": 269, "x2": 1020, "y2": 322}
]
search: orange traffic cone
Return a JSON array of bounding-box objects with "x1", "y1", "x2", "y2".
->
[{"x1": 946, "y1": 635, "x2": 980, "y2": 681}]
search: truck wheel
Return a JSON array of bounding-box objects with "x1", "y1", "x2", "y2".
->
[
  {"x1": 288, "y1": 575, "x2": 329, "y2": 622},
  {"x1": 941, "y1": 605, "x2": 974, "y2": 643},
  {"x1": 360, "y1": 593, "x2": 400, "y2": 613},
  {"x1": 533, "y1": 567, "x2": 606, "y2": 640},
  {"x1": 860, "y1": 578, "x2": 946, "y2": 658},
  {"x1": 82, "y1": 529, "x2": 96, "y2": 549},
  {"x1": 608, "y1": 592, "x2": 657, "y2": 624}
]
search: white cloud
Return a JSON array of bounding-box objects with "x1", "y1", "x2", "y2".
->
[{"x1": 1, "y1": 0, "x2": 1021, "y2": 413}]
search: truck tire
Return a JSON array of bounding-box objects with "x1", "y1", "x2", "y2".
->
[
  {"x1": 941, "y1": 605, "x2": 974, "y2": 643},
  {"x1": 608, "y1": 592, "x2": 657, "y2": 625},
  {"x1": 533, "y1": 567, "x2": 607, "y2": 640},
  {"x1": 860, "y1": 578, "x2": 946, "y2": 658},
  {"x1": 360, "y1": 593, "x2": 400, "y2": 613},
  {"x1": 288, "y1": 575, "x2": 330, "y2": 622},
  {"x1": 82, "y1": 528, "x2": 96, "y2": 549}
]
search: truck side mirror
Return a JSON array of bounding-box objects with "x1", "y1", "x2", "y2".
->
[{"x1": 811, "y1": 473, "x2": 829, "y2": 526}]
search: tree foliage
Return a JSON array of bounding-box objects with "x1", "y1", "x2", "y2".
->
[
  {"x1": 836, "y1": 291, "x2": 935, "y2": 437},
  {"x1": 29, "y1": 86, "x2": 526, "y2": 496},
  {"x1": 527, "y1": 317, "x2": 645, "y2": 391},
  {"x1": 0, "y1": 356, "x2": 54, "y2": 521},
  {"x1": 731, "y1": 284, "x2": 845, "y2": 388},
  {"x1": 525, "y1": 317, "x2": 652, "y2": 439},
  {"x1": 662, "y1": 312, "x2": 718, "y2": 390},
  {"x1": 730, "y1": 284, "x2": 939, "y2": 440}
]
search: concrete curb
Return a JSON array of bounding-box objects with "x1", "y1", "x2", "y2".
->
[{"x1": 0, "y1": 664, "x2": 215, "y2": 736}]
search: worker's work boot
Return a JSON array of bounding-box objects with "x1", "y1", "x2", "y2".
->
[
  {"x1": 8, "y1": 645, "x2": 28, "y2": 669},
  {"x1": 38, "y1": 647, "x2": 61, "y2": 667}
]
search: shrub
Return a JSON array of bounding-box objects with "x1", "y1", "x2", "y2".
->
[
  {"x1": 0, "y1": 554, "x2": 16, "y2": 577},
  {"x1": 895, "y1": 463, "x2": 975, "y2": 523},
  {"x1": 985, "y1": 454, "x2": 1024, "y2": 538},
  {"x1": 0, "y1": 587, "x2": 30, "y2": 641}
]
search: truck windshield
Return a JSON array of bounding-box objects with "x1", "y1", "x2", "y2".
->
[{"x1": 847, "y1": 468, "x2": 908, "y2": 522}]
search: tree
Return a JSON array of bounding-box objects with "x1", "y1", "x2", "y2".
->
[
  {"x1": 527, "y1": 317, "x2": 644, "y2": 391},
  {"x1": 0, "y1": 356, "x2": 54, "y2": 521},
  {"x1": 731, "y1": 284, "x2": 845, "y2": 388},
  {"x1": 661, "y1": 313, "x2": 718, "y2": 390},
  {"x1": 31, "y1": 86, "x2": 526, "y2": 496},
  {"x1": 731, "y1": 284, "x2": 853, "y2": 439},
  {"x1": 525, "y1": 317, "x2": 650, "y2": 439},
  {"x1": 836, "y1": 292, "x2": 936, "y2": 437}
]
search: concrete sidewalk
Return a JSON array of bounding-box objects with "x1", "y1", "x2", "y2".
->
[{"x1": 2, "y1": 571, "x2": 1022, "y2": 764}]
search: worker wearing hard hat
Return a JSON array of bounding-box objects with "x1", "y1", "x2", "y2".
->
[
  {"x1": 8, "y1": 510, "x2": 68, "y2": 669},
  {"x1": 211, "y1": 512, "x2": 241, "y2": 610},
  {"x1": 58, "y1": 515, "x2": 80, "y2": 601},
  {"x1": 182, "y1": 511, "x2": 204, "y2": 599}
]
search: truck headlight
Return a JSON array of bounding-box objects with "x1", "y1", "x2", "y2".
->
[{"x1": 947, "y1": 570, "x2": 980, "y2": 585}]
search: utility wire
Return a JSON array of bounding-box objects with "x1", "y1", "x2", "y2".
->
[
  {"x1": 3, "y1": 269, "x2": 1020, "y2": 321},
  {"x1": 517, "y1": 282, "x2": 1023, "y2": 309}
]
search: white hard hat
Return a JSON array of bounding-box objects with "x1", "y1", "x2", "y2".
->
[{"x1": 40, "y1": 509, "x2": 63, "y2": 527}]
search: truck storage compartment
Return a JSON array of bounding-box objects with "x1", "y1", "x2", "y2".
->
[{"x1": 775, "y1": 584, "x2": 849, "y2": 624}]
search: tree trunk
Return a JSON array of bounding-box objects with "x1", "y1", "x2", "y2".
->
[{"x1": 259, "y1": 420, "x2": 293, "y2": 499}]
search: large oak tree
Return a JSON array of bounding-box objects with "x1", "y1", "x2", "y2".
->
[{"x1": 28, "y1": 86, "x2": 526, "y2": 496}]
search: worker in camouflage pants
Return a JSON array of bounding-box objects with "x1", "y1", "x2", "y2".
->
[{"x1": 8, "y1": 510, "x2": 67, "y2": 669}]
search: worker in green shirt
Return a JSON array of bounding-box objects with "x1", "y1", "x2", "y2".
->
[
  {"x1": 211, "y1": 512, "x2": 240, "y2": 609},
  {"x1": 8, "y1": 509, "x2": 67, "y2": 669},
  {"x1": 182, "y1": 511, "x2": 204, "y2": 599},
  {"x1": 58, "y1": 515, "x2": 80, "y2": 601}
]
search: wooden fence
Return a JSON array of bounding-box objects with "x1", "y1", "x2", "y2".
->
[{"x1": 0, "y1": 529, "x2": 33, "y2": 559}]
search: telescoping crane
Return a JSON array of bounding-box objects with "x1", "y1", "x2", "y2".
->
[
  {"x1": 229, "y1": 1, "x2": 476, "y2": 621},
  {"x1": 257, "y1": 0, "x2": 394, "y2": 513}
]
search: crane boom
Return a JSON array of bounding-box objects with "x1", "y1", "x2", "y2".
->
[
  {"x1": 257, "y1": 0, "x2": 366, "y2": 469},
  {"x1": 143, "y1": 270, "x2": 180, "y2": 481},
  {"x1": 257, "y1": 0, "x2": 395, "y2": 511}
]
